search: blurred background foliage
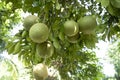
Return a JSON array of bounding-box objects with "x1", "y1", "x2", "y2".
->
[
  {"x1": 0, "y1": 54, "x2": 18, "y2": 80},
  {"x1": 108, "y1": 38, "x2": 120, "y2": 80}
]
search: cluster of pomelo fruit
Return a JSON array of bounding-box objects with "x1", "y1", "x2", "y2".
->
[
  {"x1": 107, "y1": 0, "x2": 120, "y2": 16},
  {"x1": 23, "y1": 14, "x2": 97, "y2": 80},
  {"x1": 64, "y1": 16, "x2": 97, "y2": 43},
  {"x1": 23, "y1": 15, "x2": 54, "y2": 59},
  {"x1": 23, "y1": 15, "x2": 54, "y2": 80}
]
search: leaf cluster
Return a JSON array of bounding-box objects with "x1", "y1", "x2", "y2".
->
[{"x1": 0, "y1": 1, "x2": 21, "y2": 52}]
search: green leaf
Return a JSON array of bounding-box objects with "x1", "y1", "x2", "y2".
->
[
  {"x1": 52, "y1": 0, "x2": 56, "y2": 3},
  {"x1": 13, "y1": 42, "x2": 21, "y2": 54},
  {"x1": 53, "y1": 38, "x2": 61, "y2": 49},
  {"x1": 22, "y1": 30, "x2": 27, "y2": 38},
  {"x1": 58, "y1": 31, "x2": 65, "y2": 41},
  {"x1": 56, "y1": 2, "x2": 60, "y2": 10},
  {"x1": 7, "y1": 42, "x2": 16, "y2": 54}
]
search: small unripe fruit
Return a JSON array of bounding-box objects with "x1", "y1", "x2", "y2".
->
[
  {"x1": 33, "y1": 63, "x2": 48, "y2": 80},
  {"x1": 36, "y1": 41, "x2": 54, "y2": 58},
  {"x1": 64, "y1": 20, "x2": 79, "y2": 37},
  {"x1": 23, "y1": 15, "x2": 39, "y2": 31},
  {"x1": 78, "y1": 16, "x2": 97, "y2": 34},
  {"x1": 67, "y1": 33, "x2": 79, "y2": 43}
]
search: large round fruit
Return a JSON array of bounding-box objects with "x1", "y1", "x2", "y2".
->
[
  {"x1": 67, "y1": 33, "x2": 79, "y2": 43},
  {"x1": 36, "y1": 41, "x2": 54, "y2": 58},
  {"x1": 33, "y1": 63, "x2": 48, "y2": 80},
  {"x1": 107, "y1": 4, "x2": 120, "y2": 16},
  {"x1": 110, "y1": 0, "x2": 120, "y2": 8},
  {"x1": 23, "y1": 15, "x2": 39, "y2": 31},
  {"x1": 64, "y1": 20, "x2": 79, "y2": 37},
  {"x1": 29, "y1": 23, "x2": 49, "y2": 43},
  {"x1": 78, "y1": 16, "x2": 97, "y2": 32}
]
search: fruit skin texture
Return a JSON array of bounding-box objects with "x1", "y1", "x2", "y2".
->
[
  {"x1": 23, "y1": 15, "x2": 39, "y2": 31},
  {"x1": 67, "y1": 33, "x2": 79, "y2": 43},
  {"x1": 64, "y1": 20, "x2": 79, "y2": 37},
  {"x1": 29, "y1": 23, "x2": 49, "y2": 43},
  {"x1": 33, "y1": 63, "x2": 48, "y2": 80},
  {"x1": 110, "y1": 0, "x2": 120, "y2": 8},
  {"x1": 36, "y1": 41, "x2": 54, "y2": 58},
  {"x1": 107, "y1": 4, "x2": 120, "y2": 16},
  {"x1": 78, "y1": 16, "x2": 97, "y2": 33}
]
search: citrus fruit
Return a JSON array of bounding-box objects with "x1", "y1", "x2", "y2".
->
[
  {"x1": 33, "y1": 63, "x2": 48, "y2": 80},
  {"x1": 110, "y1": 0, "x2": 120, "y2": 8},
  {"x1": 82, "y1": 29, "x2": 95, "y2": 34},
  {"x1": 77, "y1": 16, "x2": 97, "y2": 33},
  {"x1": 29, "y1": 23, "x2": 49, "y2": 43},
  {"x1": 23, "y1": 15, "x2": 39, "y2": 31},
  {"x1": 67, "y1": 33, "x2": 79, "y2": 43},
  {"x1": 107, "y1": 4, "x2": 120, "y2": 16},
  {"x1": 36, "y1": 41, "x2": 54, "y2": 58},
  {"x1": 64, "y1": 20, "x2": 79, "y2": 37}
]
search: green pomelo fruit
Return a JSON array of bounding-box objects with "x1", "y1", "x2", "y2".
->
[
  {"x1": 107, "y1": 4, "x2": 120, "y2": 16},
  {"x1": 33, "y1": 63, "x2": 48, "y2": 80},
  {"x1": 23, "y1": 15, "x2": 39, "y2": 31},
  {"x1": 29, "y1": 23, "x2": 49, "y2": 43},
  {"x1": 110, "y1": 0, "x2": 120, "y2": 8},
  {"x1": 34, "y1": 76, "x2": 44, "y2": 80},
  {"x1": 82, "y1": 29, "x2": 95, "y2": 34},
  {"x1": 67, "y1": 33, "x2": 79, "y2": 43},
  {"x1": 64, "y1": 20, "x2": 79, "y2": 37},
  {"x1": 36, "y1": 41, "x2": 54, "y2": 58},
  {"x1": 78, "y1": 16, "x2": 97, "y2": 31}
]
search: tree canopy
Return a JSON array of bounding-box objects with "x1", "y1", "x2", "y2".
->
[
  {"x1": 0, "y1": 0, "x2": 120, "y2": 79},
  {"x1": 0, "y1": 1, "x2": 21, "y2": 52},
  {"x1": 108, "y1": 39, "x2": 120, "y2": 80},
  {"x1": 0, "y1": 55, "x2": 18, "y2": 80}
]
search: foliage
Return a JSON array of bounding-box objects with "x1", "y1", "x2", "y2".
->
[
  {"x1": 108, "y1": 39, "x2": 120, "y2": 80},
  {"x1": 0, "y1": 1, "x2": 21, "y2": 52},
  {"x1": 0, "y1": 55, "x2": 18, "y2": 80},
  {"x1": 96, "y1": 0, "x2": 120, "y2": 41},
  {"x1": 1, "y1": 0, "x2": 120, "y2": 79}
]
